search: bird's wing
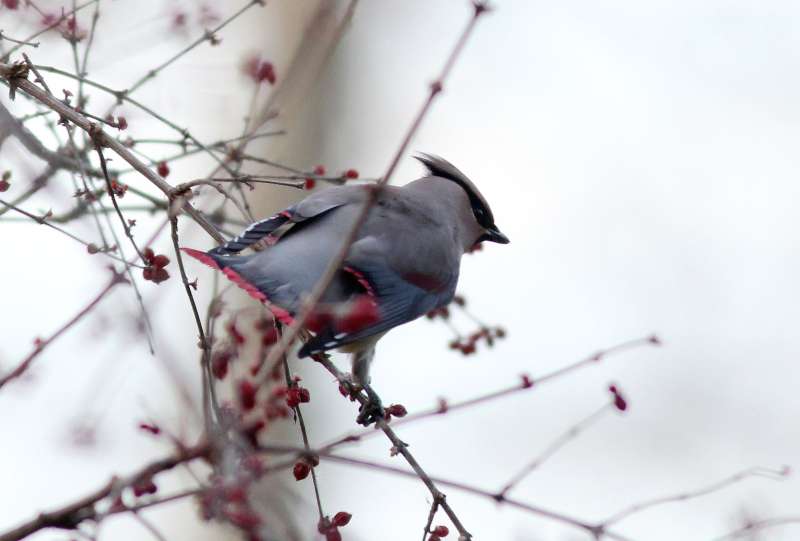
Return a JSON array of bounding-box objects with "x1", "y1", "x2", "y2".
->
[
  {"x1": 211, "y1": 186, "x2": 366, "y2": 256},
  {"x1": 298, "y1": 246, "x2": 458, "y2": 357}
]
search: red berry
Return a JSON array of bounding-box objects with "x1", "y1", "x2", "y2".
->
[
  {"x1": 138, "y1": 422, "x2": 161, "y2": 435},
  {"x1": 256, "y1": 62, "x2": 276, "y2": 85},
  {"x1": 344, "y1": 168, "x2": 359, "y2": 179},
  {"x1": 224, "y1": 508, "x2": 261, "y2": 529},
  {"x1": 332, "y1": 511, "x2": 352, "y2": 527},
  {"x1": 304, "y1": 178, "x2": 316, "y2": 190},
  {"x1": 432, "y1": 525, "x2": 449, "y2": 537},
  {"x1": 151, "y1": 254, "x2": 169, "y2": 268},
  {"x1": 609, "y1": 384, "x2": 627, "y2": 412},
  {"x1": 285, "y1": 387, "x2": 309, "y2": 408},
  {"x1": 261, "y1": 327, "x2": 278, "y2": 346},
  {"x1": 313, "y1": 165, "x2": 326, "y2": 176},
  {"x1": 212, "y1": 350, "x2": 232, "y2": 380},
  {"x1": 157, "y1": 161, "x2": 170, "y2": 178},
  {"x1": 326, "y1": 529, "x2": 342, "y2": 541},
  {"x1": 242, "y1": 420, "x2": 265, "y2": 447},
  {"x1": 2, "y1": 0, "x2": 19, "y2": 9},
  {"x1": 117, "y1": 116, "x2": 128, "y2": 130},
  {"x1": 132, "y1": 478, "x2": 157, "y2": 497},
  {"x1": 0, "y1": 180, "x2": 9, "y2": 192},
  {"x1": 150, "y1": 267, "x2": 170, "y2": 284},
  {"x1": 238, "y1": 380, "x2": 257, "y2": 411},
  {"x1": 293, "y1": 461, "x2": 310, "y2": 481},
  {"x1": 227, "y1": 320, "x2": 246, "y2": 345},
  {"x1": 520, "y1": 374, "x2": 534, "y2": 388},
  {"x1": 386, "y1": 404, "x2": 407, "y2": 418}
]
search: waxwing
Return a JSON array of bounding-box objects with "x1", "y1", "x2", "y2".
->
[{"x1": 184, "y1": 154, "x2": 509, "y2": 425}]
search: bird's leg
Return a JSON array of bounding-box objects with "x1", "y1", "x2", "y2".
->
[{"x1": 352, "y1": 347, "x2": 384, "y2": 426}]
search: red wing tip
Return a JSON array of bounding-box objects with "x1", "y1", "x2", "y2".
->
[
  {"x1": 181, "y1": 247, "x2": 221, "y2": 270},
  {"x1": 220, "y1": 267, "x2": 294, "y2": 326}
]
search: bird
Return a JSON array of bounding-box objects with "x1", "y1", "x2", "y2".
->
[{"x1": 183, "y1": 154, "x2": 509, "y2": 425}]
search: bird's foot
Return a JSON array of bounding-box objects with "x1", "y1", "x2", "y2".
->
[
  {"x1": 356, "y1": 385, "x2": 384, "y2": 427},
  {"x1": 339, "y1": 373, "x2": 363, "y2": 401}
]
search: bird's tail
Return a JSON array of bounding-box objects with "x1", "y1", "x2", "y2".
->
[{"x1": 180, "y1": 247, "x2": 294, "y2": 325}]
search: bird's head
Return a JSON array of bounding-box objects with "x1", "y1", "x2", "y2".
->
[{"x1": 414, "y1": 153, "x2": 510, "y2": 246}]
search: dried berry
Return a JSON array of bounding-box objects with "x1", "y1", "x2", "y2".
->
[
  {"x1": 157, "y1": 161, "x2": 170, "y2": 178},
  {"x1": 238, "y1": 380, "x2": 257, "y2": 411},
  {"x1": 293, "y1": 461, "x2": 310, "y2": 481}
]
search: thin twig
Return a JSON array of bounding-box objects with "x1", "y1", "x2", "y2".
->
[
  {"x1": 710, "y1": 516, "x2": 800, "y2": 541},
  {"x1": 325, "y1": 335, "x2": 659, "y2": 447},
  {"x1": 0, "y1": 199, "x2": 143, "y2": 267},
  {"x1": 2, "y1": 0, "x2": 98, "y2": 60},
  {"x1": 281, "y1": 336, "x2": 325, "y2": 522},
  {"x1": 0, "y1": 31, "x2": 39, "y2": 49},
  {"x1": 0, "y1": 443, "x2": 209, "y2": 541},
  {"x1": 0, "y1": 271, "x2": 127, "y2": 390},
  {"x1": 497, "y1": 403, "x2": 613, "y2": 498},
  {"x1": 0, "y1": 63, "x2": 225, "y2": 243},
  {"x1": 126, "y1": 0, "x2": 265, "y2": 94},
  {"x1": 313, "y1": 354, "x2": 473, "y2": 540},
  {"x1": 96, "y1": 145, "x2": 145, "y2": 260},
  {"x1": 603, "y1": 466, "x2": 791, "y2": 526}
]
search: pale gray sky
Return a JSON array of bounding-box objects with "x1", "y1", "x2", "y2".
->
[{"x1": 2, "y1": 1, "x2": 799, "y2": 540}]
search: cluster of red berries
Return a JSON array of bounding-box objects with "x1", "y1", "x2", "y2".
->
[
  {"x1": 132, "y1": 476, "x2": 158, "y2": 498},
  {"x1": 243, "y1": 55, "x2": 277, "y2": 85},
  {"x1": 448, "y1": 326, "x2": 506, "y2": 356},
  {"x1": 109, "y1": 179, "x2": 128, "y2": 198},
  {"x1": 427, "y1": 525, "x2": 450, "y2": 541},
  {"x1": 199, "y1": 476, "x2": 262, "y2": 536},
  {"x1": 141, "y1": 248, "x2": 170, "y2": 284},
  {"x1": 303, "y1": 165, "x2": 360, "y2": 190}
]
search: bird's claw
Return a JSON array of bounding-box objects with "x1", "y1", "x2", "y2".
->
[{"x1": 356, "y1": 385, "x2": 384, "y2": 426}]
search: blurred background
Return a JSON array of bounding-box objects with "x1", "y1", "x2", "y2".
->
[{"x1": 1, "y1": 1, "x2": 799, "y2": 540}]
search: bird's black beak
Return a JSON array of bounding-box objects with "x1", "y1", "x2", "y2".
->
[{"x1": 484, "y1": 225, "x2": 510, "y2": 244}]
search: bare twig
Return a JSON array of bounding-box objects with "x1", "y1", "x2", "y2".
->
[
  {"x1": 312, "y1": 353, "x2": 474, "y2": 540},
  {"x1": 126, "y1": 1, "x2": 266, "y2": 94},
  {"x1": 603, "y1": 466, "x2": 791, "y2": 526},
  {"x1": 0, "y1": 199, "x2": 143, "y2": 267},
  {"x1": 0, "y1": 443, "x2": 209, "y2": 541},
  {"x1": 497, "y1": 403, "x2": 614, "y2": 498},
  {"x1": 2, "y1": 0, "x2": 98, "y2": 60},
  {"x1": 0, "y1": 31, "x2": 39, "y2": 49},
  {"x1": 281, "y1": 340, "x2": 325, "y2": 522},
  {"x1": 711, "y1": 516, "x2": 800, "y2": 541},
  {"x1": 0, "y1": 63, "x2": 225, "y2": 243},
  {"x1": 326, "y1": 335, "x2": 658, "y2": 448},
  {"x1": 96, "y1": 145, "x2": 145, "y2": 260}
]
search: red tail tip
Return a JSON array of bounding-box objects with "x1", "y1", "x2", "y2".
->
[{"x1": 181, "y1": 247, "x2": 221, "y2": 270}]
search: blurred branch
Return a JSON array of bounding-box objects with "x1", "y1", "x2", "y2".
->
[
  {"x1": 0, "y1": 271, "x2": 127, "y2": 390},
  {"x1": 0, "y1": 61, "x2": 225, "y2": 243},
  {"x1": 603, "y1": 466, "x2": 791, "y2": 526}
]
